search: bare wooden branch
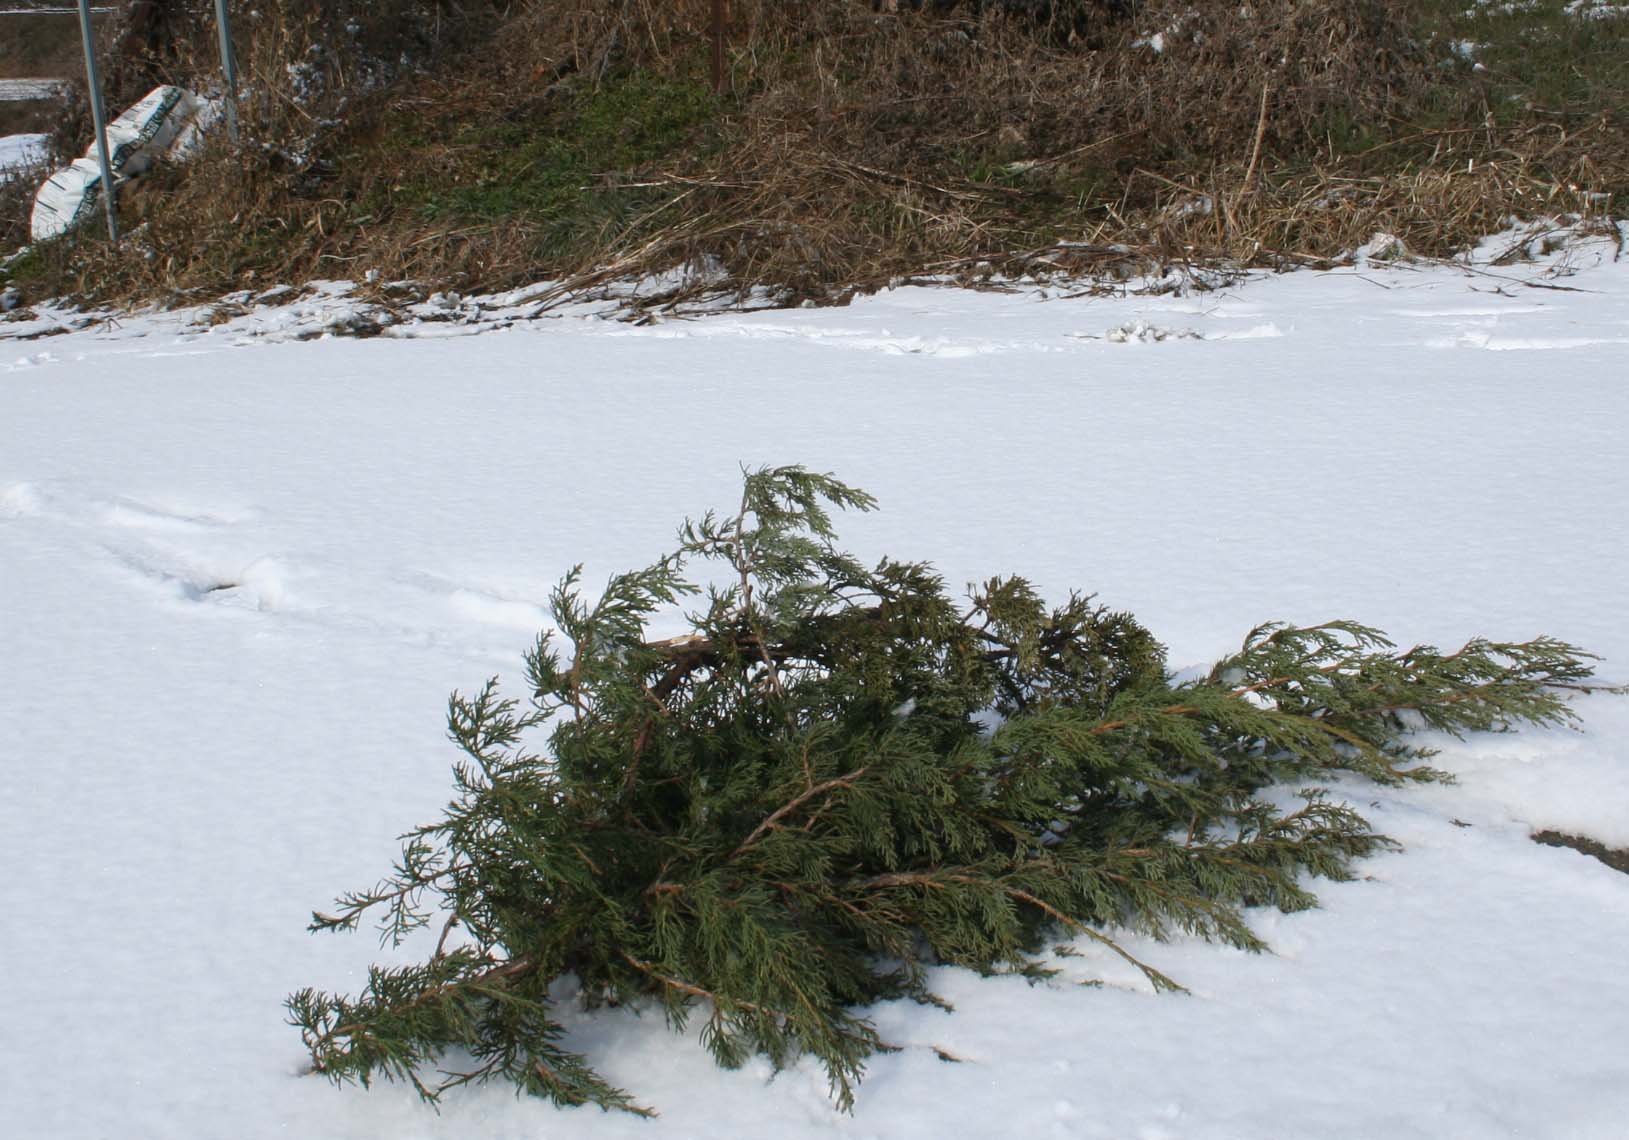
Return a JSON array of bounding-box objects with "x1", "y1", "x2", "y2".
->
[{"x1": 730, "y1": 767, "x2": 871, "y2": 858}]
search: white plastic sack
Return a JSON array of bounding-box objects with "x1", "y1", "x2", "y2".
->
[
  {"x1": 167, "y1": 95, "x2": 223, "y2": 162},
  {"x1": 104, "y1": 85, "x2": 190, "y2": 177},
  {"x1": 30, "y1": 85, "x2": 214, "y2": 242},
  {"x1": 30, "y1": 157, "x2": 110, "y2": 242}
]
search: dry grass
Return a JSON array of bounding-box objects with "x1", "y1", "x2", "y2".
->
[{"x1": 6, "y1": 0, "x2": 1626, "y2": 309}]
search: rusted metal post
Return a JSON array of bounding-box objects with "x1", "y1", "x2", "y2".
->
[
  {"x1": 75, "y1": 0, "x2": 118, "y2": 243},
  {"x1": 710, "y1": 0, "x2": 726, "y2": 94}
]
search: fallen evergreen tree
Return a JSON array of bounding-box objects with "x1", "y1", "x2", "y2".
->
[{"x1": 288, "y1": 466, "x2": 1618, "y2": 1114}]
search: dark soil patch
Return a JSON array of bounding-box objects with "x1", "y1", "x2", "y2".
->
[
  {"x1": 0, "y1": 96, "x2": 67, "y2": 137},
  {"x1": 0, "y1": 12, "x2": 84, "y2": 80},
  {"x1": 0, "y1": 10, "x2": 80, "y2": 137}
]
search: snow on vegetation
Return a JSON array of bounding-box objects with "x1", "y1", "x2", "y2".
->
[
  {"x1": 1566, "y1": 0, "x2": 1629, "y2": 18},
  {"x1": 0, "y1": 131, "x2": 48, "y2": 178},
  {"x1": 2, "y1": 225, "x2": 1627, "y2": 1138}
]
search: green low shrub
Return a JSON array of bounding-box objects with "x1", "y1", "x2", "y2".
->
[{"x1": 289, "y1": 466, "x2": 1618, "y2": 1113}]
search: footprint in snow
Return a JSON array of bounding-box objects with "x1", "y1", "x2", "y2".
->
[
  {"x1": 400, "y1": 570, "x2": 551, "y2": 631},
  {"x1": 104, "y1": 542, "x2": 289, "y2": 612},
  {"x1": 0, "y1": 481, "x2": 43, "y2": 518},
  {"x1": 101, "y1": 495, "x2": 257, "y2": 531}
]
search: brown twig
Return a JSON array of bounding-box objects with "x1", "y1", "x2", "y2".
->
[
  {"x1": 1241, "y1": 82, "x2": 1272, "y2": 198},
  {"x1": 730, "y1": 767, "x2": 871, "y2": 858},
  {"x1": 620, "y1": 952, "x2": 780, "y2": 1019},
  {"x1": 1004, "y1": 888, "x2": 1183, "y2": 992}
]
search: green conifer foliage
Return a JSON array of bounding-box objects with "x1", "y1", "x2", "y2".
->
[{"x1": 288, "y1": 466, "x2": 1619, "y2": 1114}]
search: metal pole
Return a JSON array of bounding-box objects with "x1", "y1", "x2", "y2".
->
[
  {"x1": 710, "y1": 0, "x2": 725, "y2": 94},
  {"x1": 75, "y1": 0, "x2": 118, "y2": 243},
  {"x1": 214, "y1": 0, "x2": 240, "y2": 142}
]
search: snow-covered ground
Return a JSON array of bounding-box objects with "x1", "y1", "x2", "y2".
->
[
  {"x1": 3, "y1": 224, "x2": 1628, "y2": 1138},
  {"x1": 0, "y1": 79, "x2": 69, "y2": 101},
  {"x1": 0, "y1": 130, "x2": 48, "y2": 176}
]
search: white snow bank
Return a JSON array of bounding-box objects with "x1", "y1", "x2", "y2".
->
[
  {"x1": 2, "y1": 228, "x2": 1627, "y2": 1139},
  {"x1": 0, "y1": 131, "x2": 48, "y2": 177}
]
